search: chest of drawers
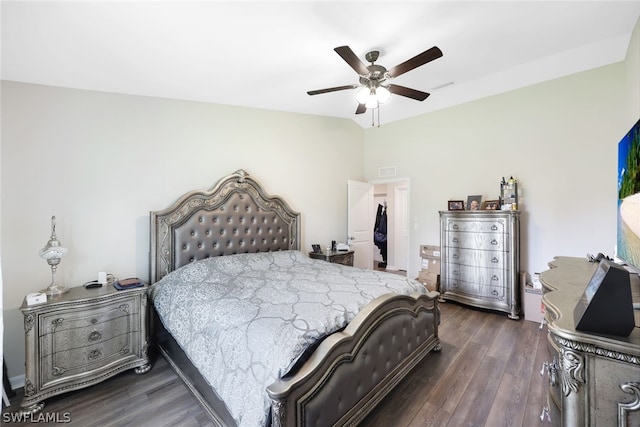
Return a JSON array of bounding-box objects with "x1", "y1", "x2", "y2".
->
[
  {"x1": 439, "y1": 210, "x2": 521, "y2": 319},
  {"x1": 19, "y1": 284, "x2": 151, "y2": 414}
]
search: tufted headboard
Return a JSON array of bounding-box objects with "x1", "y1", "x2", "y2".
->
[{"x1": 149, "y1": 169, "x2": 300, "y2": 283}]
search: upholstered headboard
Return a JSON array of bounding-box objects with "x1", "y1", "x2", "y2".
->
[{"x1": 149, "y1": 169, "x2": 300, "y2": 283}]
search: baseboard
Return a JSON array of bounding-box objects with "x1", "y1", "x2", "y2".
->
[{"x1": 9, "y1": 374, "x2": 24, "y2": 391}]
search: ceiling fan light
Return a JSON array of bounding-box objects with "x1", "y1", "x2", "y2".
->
[
  {"x1": 355, "y1": 87, "x2": 370, "y2": 104},
  {"x1": 365, "y1": 97, "x2": 378, "y2": 109},
  {"x1": 376, "y1": 86, "x2": 391, "y2": 103}
]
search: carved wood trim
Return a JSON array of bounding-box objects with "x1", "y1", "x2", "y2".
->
[
  {"x1": 561, "y1": 349, "x2": 585, "y2": 396},
  {"x1": 618, "y1": 382, "x2": 640, "y2": 427},
  {"x1": 553, "y1": 335, "x2": 640, "y2": 366}
]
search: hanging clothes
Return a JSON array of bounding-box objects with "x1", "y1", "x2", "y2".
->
[{"x1": 374, "y1": 203, "x2": 388, "y2": 267}]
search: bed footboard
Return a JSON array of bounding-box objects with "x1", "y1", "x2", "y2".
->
[{"x1": 267, "y1": 291, "x2": 441, "y2": 427}]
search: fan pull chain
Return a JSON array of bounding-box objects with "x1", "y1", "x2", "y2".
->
[{"x1": 370, "y1": 108, "x2": 382, "y2": 127}]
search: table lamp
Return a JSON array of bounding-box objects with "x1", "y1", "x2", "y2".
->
[{"x1": 38, "y1": 216, "x2": 69, "y2": 296}]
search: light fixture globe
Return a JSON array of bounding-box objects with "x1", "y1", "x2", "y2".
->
[
  {"x1": 355, "y1": 86, "x2": 371, "y2": 104},
  {"x1": 39, "y1": 215, "x2": 69, "y2": 296},
  {"x1": 376, "y1": 86, "x2": 391, "y2": 103},
  {"x1": 365, "y1": 96, "x2": 378, "y2": 109}
]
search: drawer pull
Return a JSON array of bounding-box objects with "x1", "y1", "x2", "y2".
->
[
  {"x1": 491, "y1": 225, "x2": 498, "y2": 231},
  {"x1": 491, "y1": 257, "x2": 499, "y2": 263},
  {"x1": 88, "y1": 330, "x2": 102, "y2": 341},
  {"x1": 452, "y1": 270, "x2": 458, "y2": 276},
  {"x1": 549, "y1": 357, "x2": 558, "y2": 386},
  {"x1": 490, "y1": 239, "x2": 498, "y2": 245},
  {"x1": 452, "y1": 224, "x2": 459, "y2": 230},
  {"x1": 539, "y1": 358, "x2": 559, "y2": 386},
  {"x1": 452, "y1": 253, "x2": 459, "y2": 259},
  {"x1": 88, "y1": 349, "x2": 102, "y2": 360},
  {"x1": 491, "y1": 289, "x2": 499, "y2": 296},
  {"x1": 539, "y1": 405, "x2": 550, "y2": 422},
  {"x1": 492, "y1": 275, "x2": 499, "y2": 281},
  {"x1": 90, "y1": 318, "x2": 98, "y2": 324},
  {"x1": 539, "y1": 318, "x2": 547, "y2": 330},
  {"x1": 452, "y1": 237, "x2": 459, "y2": 243},
  {"x1": 540, "y1": 361, "x2": 549, "y2": 377}
]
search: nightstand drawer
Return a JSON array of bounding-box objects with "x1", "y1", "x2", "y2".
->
[
  {"x1": 40, "y1": 296, "x2": 139, "y2": 336},
  {"x1": 39, "y1": 311, "x2": 136, "y2": 357},
  {"x1": 41, "y1": 332, "x2": 139, "y2": 386},
  {"x1": 309, "y1": 250, "x2": 354, "y2": 266}
]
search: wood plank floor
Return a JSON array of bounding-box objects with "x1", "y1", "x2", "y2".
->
[{"x1": 2, "y1": 302, "x2": 548, "y2": 426}]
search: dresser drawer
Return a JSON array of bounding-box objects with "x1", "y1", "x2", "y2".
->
[
  {"x1": 443, "y1": 231, "x2": 507, "y2": 251},
  {"x1": 444, "y1": 262, "x2": 507, "y2": 287},
  {"x1": 443, "y1": 217, "x2": 509, "y2": 233},
  {"x1": 443, "y1": 278, "x2": 507, "y2": 300},
  {"x1": 546, "y1": 334, "x2": 562, "y2": 410},
  {"x1": 445, "y1": 247, "x2": 508, "y2": 268}
]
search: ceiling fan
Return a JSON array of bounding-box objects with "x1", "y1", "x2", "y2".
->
[{"x1": 307, "y1": 45, "x2": 443, "y2": 115}]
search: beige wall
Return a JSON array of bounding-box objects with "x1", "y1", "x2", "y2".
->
[
  {"x1": 364, "y1": 17, "x2": 640, "y2": 280},
  {"x1": 0, "y1": 83, "x2": 363, "y2": 379}
]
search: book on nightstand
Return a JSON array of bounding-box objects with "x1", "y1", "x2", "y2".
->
[{"x1": 113, "y1": 278, "x2": 145, "y2": 290}]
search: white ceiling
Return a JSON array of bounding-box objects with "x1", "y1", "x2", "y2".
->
[{"x1": 2, "y1": 1, "x2": 639, "y2": 128}]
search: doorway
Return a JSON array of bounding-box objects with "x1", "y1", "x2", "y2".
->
[{"x1": 372, "y1": 180, "x2": 409, "y2": 275}]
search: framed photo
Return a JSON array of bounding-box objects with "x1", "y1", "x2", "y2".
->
[
  {"x1": 482, "y1": 200, "x2": 499, "y2": 210},
  {"x1": 466, "y1": 195, "x2": 482, "y2": 211},
  {"x1": 448, "y1": 200, "x2": 465, "y2": 211}
]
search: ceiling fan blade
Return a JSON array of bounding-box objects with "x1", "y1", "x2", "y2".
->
[
  {"x1": 387, "y1": 46, "x2": 443, "y2": 78},
  {"x1": 307, "y1": 84, "x2": 358, "y2": 96},
  {"x1": 355, "y1": 103, "x2": 366, "y2": 114},
  {"x1": 334, "y1": 46, "x2": 369, "y2": 75},
  {"x1": 388, "y1": 84, "x2": 430, "y2": 101}
]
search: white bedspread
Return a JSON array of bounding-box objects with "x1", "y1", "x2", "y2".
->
[{"x1": 149, "y1": 250, "x2": 426, "y2": 427}]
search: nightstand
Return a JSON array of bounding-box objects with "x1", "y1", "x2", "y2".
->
[
  {"x1": 19, "y1": 284, "x2": 151, "y2": 414},
  {"x1": 309, "y1": 250, "x2": 354, "y2": 266}
]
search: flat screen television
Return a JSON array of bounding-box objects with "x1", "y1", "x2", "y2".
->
[{"x1": 617, "y1": 118, "x2": 640, "y2": 273}]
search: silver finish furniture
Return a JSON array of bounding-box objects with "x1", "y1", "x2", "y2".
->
[
  {"x1": 539, "y1": 256, "x2": 640, "y2": 427},
  {"x1": 150, "y1": 169, "x2": 441, "y2": 427},
  {"x1": 439, "y1": 210, "x2": 520, "y2": 319},
  {"x1": 308, "y1": 249, "x2": 354, "y2": 266},
  {"x1": 19, "y1": 284, "x2": 151, "y2": 414}
]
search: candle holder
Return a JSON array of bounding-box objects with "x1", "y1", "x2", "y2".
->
[{"x1": 38, "y1": 216, "x2": 69, "y2": 296}]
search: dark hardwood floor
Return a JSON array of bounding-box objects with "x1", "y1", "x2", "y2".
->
[{"x1": 2, "y1": 302, "x2": 548, "y2": 426}]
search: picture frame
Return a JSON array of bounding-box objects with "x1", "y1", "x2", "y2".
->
[
  {"x1": 466, "y1": 195, "x2": 482, "y2": 211},
  {"x1": 448, "y1": 200, "x2": 465, "y2": 211},
  {"x1": 482, "y1": 200, "x2": 499, "y2": 210}
]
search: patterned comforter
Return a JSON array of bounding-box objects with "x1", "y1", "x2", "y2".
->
[{"x1": 149, "y1": 250, "x2": 426, "y2": 427}]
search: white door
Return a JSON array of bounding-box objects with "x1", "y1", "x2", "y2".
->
[{"x1": 348, "y1": 180, "x2": 374, "y2": 269}]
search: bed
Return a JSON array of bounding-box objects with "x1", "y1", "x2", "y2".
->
[{"x1": 148, "y1": 169, "x2": 441, "y2": 427}]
